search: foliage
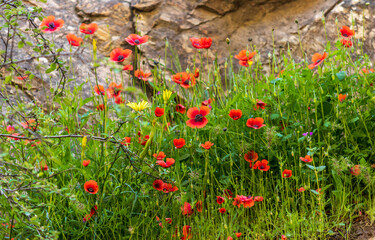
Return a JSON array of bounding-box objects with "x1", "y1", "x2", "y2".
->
[{"x1": 0, "y1": 1, "x2": 374, "y2": 239}]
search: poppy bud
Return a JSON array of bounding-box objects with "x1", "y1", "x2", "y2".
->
[
  {"x1": 295, "y1": 19, "x2": 299, "y2": 24},
  {"x1": 226, "y1": 38, "x2": 230, "y2": 45}
]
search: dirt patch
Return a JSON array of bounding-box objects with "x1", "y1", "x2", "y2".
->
[{"x1": 330, "y1": 216, "x2": 375, "y2": 240}]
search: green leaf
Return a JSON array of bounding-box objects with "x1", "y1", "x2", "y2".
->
[
  {"x1": 336, "y1": 71, "x2": 346, "y2": 81},
  {"x1": 18, "y1": 41, "x2": 24, "y2": 48},
  {"x1": 270, "y1": 113, "x2": 280, "y2": 120},
  {"x1": 306, "y1": 164, "x2": 326, "y2": 172}
]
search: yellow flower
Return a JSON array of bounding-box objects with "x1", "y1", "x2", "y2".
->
[
  {"x1": 162, "y1": 89, "x2": 172, "y2": 103},
  {"x1": 127, "y1": 100, "x2": 150, "y2": 112}
]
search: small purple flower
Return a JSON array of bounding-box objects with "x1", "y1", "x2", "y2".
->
[
  {"x1": 309, "y1": 132, "x2": 313, "y2": 136},
  {"x1": 303, "y1": 132, "x2": 308, "y2": 136},
  {"x1": 208, "y1": 105, "x2": 212, "y2": 109},
  {"x1": 157, "y1": 91, "x2": 161, "y2": 95}
]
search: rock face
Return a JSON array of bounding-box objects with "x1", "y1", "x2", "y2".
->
[{"x1": 2, "y1": 0, "x2": 375, "y2": 111}]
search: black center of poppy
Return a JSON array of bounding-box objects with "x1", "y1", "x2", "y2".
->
[
  {"x1": 233, "y1": 116, "x2": 238, "y2": 119},
  {"x1": 117, "y1": 55, "x2": 124, "y2": 61},
  {"x1": 195, "y1": 114, "x2": 203, "y2": 122},
  {"x1": 88, "y1": 30, "x2": 92, "y2": 33},
  {"x1": 253, "y1": 125, "x2": 259, "y2": 128},
  {"x1": 285, "y1": 174, "x2": 289, "y2": 177},
  {"x1": 88, "y1": 187, "x2": 94, "y2": 192},
  {"x1": 134, "y1": 39, "x2": 140, "y2": 44},
  {"x1": 48, "y1": 22, "x2": 55, "y2": 29},
  {"x1": 260, "y1": 165, "x2": 265, "y2": 169},
  {"x1": 343, "y1": 33, "x2": 348, "y2": 37},
  {"x1": 183, "y1": 80, "x2": 190, "y2": 85},
  {"x1": 316, "y1": 59, "x2": 321, "y2": 64}
]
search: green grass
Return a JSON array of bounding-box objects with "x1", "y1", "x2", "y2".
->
[{"x1": 0, "y1": 3, "x2": 375, "y2": 239}]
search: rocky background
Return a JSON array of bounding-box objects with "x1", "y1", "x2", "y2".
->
[{"x1": 2, "y1": 0, "x2": 375, "y2": 110}]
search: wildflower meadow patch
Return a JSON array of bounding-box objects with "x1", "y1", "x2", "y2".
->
[{"x1": 0, "y1": 1, "x2": 375, "y2": 240}]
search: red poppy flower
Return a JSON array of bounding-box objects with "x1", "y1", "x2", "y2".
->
[
  {"x1": 298, "y1": 187, "x2": 305, "y2": 192},
  {"x1": 361, "y1": 68, "x2": 375, "y2": 74},
  {"x1": 251, "y1": 161, "x2": 259, "y2": 169},
  {"x1": 277, "y1": 69, "x2": 285, "y2": 78},
  {"x1": 281, "y1": 235, "x2": 287, "y2": 240},
  {"x1": 6, "y1": 125, "x2": 15, "y2": 133},
  {"x1": 162, "y1": 182, "x2": 178, "y2": 193},
  {"x1": 66, "y1": 33, "x2": 83, "y2": 47},
  {"x1": 216, "y1": 196, "x2": 225, "y2": 204},
  {"x1": 25, "y1": 139, "x2": 41, "y2": 147},
  {"x1": 109, "y1": 48, "x2": 132, "y2": 62},
  {"x1": 153, "y1": 179, "x2": 164, "y2": 191},
  {"x1": 282, "y1": 169, "x2": 292, "y2": 178},
  {"x1": 153, "y1": 152, "x2": 166, "y2": 161},
  {"x1": 121, "y1": 137, "x2": 131, "y2": 146},
  {"x1": 350, "y1": 165, "x2": 361, "y2": 176},
  {"x1": 79, "y1": 23, "x2": 98, "y2": 34},
  {"x1": 156, "y1": 158, "x2": 175, "y2": 168},
  {"x1": 201, "y1": 141, "x2": 214, "y2": 150},
  {"x1": 338, "y1": 94, "x2": 347, "y2": 102},
  {"x1": 173, "y1": 138, "x2": 185, "y2": 149},
  {"x1": 82, "y1": 160, "x2": 90, "y2": 167},
  {"x1": 115, "y1": 96, "x2": 125, "y2": 104},
  {"x1": 254, "y1": 196, "x2": 263, "y2": 202},
  {"x1": 219, "y1": 208, "x2": 226, "y2": 214},
  {"x1": 154, "y1": 107, "x2": 164, "y2": 117},
  {"x1": 182, "y1": 225, "x2": 192, "y2": 239},
  {"x1": 8, "y1": 133, "x2": 21, "y2": 140},
  {"x1": 189, "y1": 37, "x2": 212, "y2": 49},
  {"x1": 94, "y1": 85, "x2": 105, "y2": 95},
  {"x1": 194, "y1": 68, "x2": 199, "y2": 78},
  {"x1": 341, "y1": 39, "x2": 352, "y2": 48},
  {"x1": 138, "y1": 135, "x2": 150, "y2": 146},
  {"x1": 257, "y1": 160, "x2": 270, "y2": 171},
  {"x1": 107, "y1": 82, "x2": 123, "y2": 98},
  {"x1": 300, "y1": 155, "x2": 313, "y2": 163},
  {"x1": 235, "y1": 232, "x2": 242, "y2": 238},
  {"x1": 244, "y1": 150, "x2": 258, "y2": 162},
  {"x1": 176, "y1": 104, "x2": 186, "y2": 114},
  {"x1": 308, "y1": 52, "x2": 327, "y2": 70},
  {"x1": 224, "y1": 189, "x2": 233, "y2": 199},
  {"x1": 134, "y1": 69, "x2": 152, "y2": 81},
  {"x1": 229, "y1": 109, "x2": 242, "y2": 120},
  {"x1": 164, "y1": 122, "x2": 171, "y2": 131},
  {"x1": 246, "y1": 117, "x2": 266, "y2": 129},
  {"x1": 172, "y1": 72, "x2": 196, "y2": 88},
  {"x1": 96, "y1": 104, "x2": 105, "y2": 111},
  {"x1": 186, "y1": 106, "x2": 210, "y2": 128},
  {"x1": 227, "y1": 237, "x2": 234, "y2": 240},
  {"x1": 181, "y1": 202, "x2": 193, "y2": 216},
  {"x1": 201, "y1": 98, "x2": 212, "y2": 106},
  {"x1": 84, "y1": 180, "x2": 99, "y2": 194},
  {"x1": 17, "y1": 75, "x2": 29, "y2": 80},
  {"x1": 196, "y1": 201, "x2": 203, "y2": 213},
  {"x1": 125, "y1": 34, "x2": 149, "y2": 46},
  {"x1": 340, "y1": 26, "x2": 355, "y2": 38},
  {"x1": 165, "y1": 218, "x2": 172, "y2": 224},
  {"x1": 41, "y1": 164, "x2": 48, "y2": 171},
  {"x1": 123, "y1": 64, "x2": 133, "y2": 71},
  {"x1": 233, "y1": 195, "x2": 254, "y2": 208},
  {"x1": 21, "y1": 119, "x2": 38, "y2": 131},
  {"x1": 235, "y1": 50, "x2": 256, "y2": 67},
  {"x1": 256, "y1": 99, "x2": 267, "y2": 110},
  {"x1": 39, "y1": 16, "x2": 64, "y2": 32},
  {"x1": 90, "y1": 205, "x2": 98, "y2": 216}
]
